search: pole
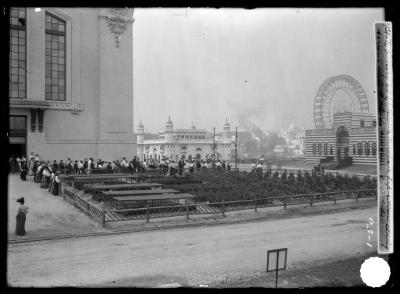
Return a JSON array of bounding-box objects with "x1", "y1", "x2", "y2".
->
[
  {"x1": 275, "y1": 250, "x2": 279, "y2": 288},
  {"x1": 235, "y1": 126, "x2": 238, "y2": 171},
  {"x1": 213, "y1": 127, "x2": 216, "y2": 165}
]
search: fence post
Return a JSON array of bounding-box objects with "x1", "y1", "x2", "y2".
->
[
  {"x1": 101, "y1": 210, "x2": 106, "y2": 227},
  {"x1": 283, "y1": 198, "x2": 287, "y2": 210},
  {"x1": 222, "y1": 200, "x2": 225, "y2": 217},
  {"x1": 355, "y1": 192, "x2": 359, "y2": 203},
  {"x1": 333, "y1": 194, "x2": 336, "y2": 205},
  {"x1": 186, "y1": 203, "x2": 190, "y2": 219},
  {"x1": 310, "y1": 195, "x2": 313, "y2": 206},
  {"x1": 146, "y1": 205, "x2": 150, "y2": 223},
  {"x1": 254, "y1": 195, "x2": 258, "y2": 212}
]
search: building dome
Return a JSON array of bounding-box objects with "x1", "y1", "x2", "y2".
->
[
  {"x1": 165, "y1": 116, "x2": 174, "y2": 131},
  {"x1": 166, "y1": 116, "x2": 173, "y2": 125}
]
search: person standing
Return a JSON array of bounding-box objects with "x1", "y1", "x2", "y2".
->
[
  {"x1": 16, "y1": 157, "x2": 21, "y2": 173},
  {"x1": 28, "y1": 155, "x2": 35, "y2": 176},
  {"x1": 20, "y1": 157, "x2": 27, "y2": 181},
  {"x1": 52, "y1": 172, "x2": 61, "y2": 195},
  {"x1": 15, "y1": 197, "x2": 28, "y2": 236}
]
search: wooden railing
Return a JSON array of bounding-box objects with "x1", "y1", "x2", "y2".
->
[
  {"x1": 102, "y1": 189, "x2": 376, "y2": 227},
  {"x1": 62, "y1": 184, "x2": 105, "y2": 226}
]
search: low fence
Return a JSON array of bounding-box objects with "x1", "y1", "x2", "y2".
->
[
  {"x1": 62, "y1": 184, "x2": 106, "y2": 226},
  {"x1": 101, "y1": 188, "x2": 376, "y2": 227},
  {"x1": 59, "y1": 177, "x2": 377, "y2": 228}
]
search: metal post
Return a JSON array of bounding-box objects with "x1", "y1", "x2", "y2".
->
[
  {"x1": 222, "y1": 200, "x2": 225, "y2": 217},
  {"x1": 275, "y1": 250, "x2": 279, "y2": 288},
  {"x1": 186, "y1": 202, "x2": 190, "y2": 219},
  {"x1": 310, "y1": 195, "x2": 313, "y2": 206},
  {"x1": 146, "y1": 204, "x2": 150, "y2": 223},
  {"x1": 213, "y1": 127, "x2": 216, "y2": 166},
  {"x1": 101, "y1": 210, "x2": 105, "y2": 227},
  {"x1": 254, "y1": 194, "x2": 257, "y2": 212},
  {"x1": 333, "y1": 194, "x2": 336, "y2": 204},
  {"x1": 235, "y1": 126, "x2": 238, "y2": 171},
  {"x1": 356, "y1": 192, "x2": 358, "y2": 203},
  {"x1": 283, "y1": 198, "x2": 287, "y2": 210}
]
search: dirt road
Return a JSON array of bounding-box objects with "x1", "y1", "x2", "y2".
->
[{"x1": 7, "y1": 206, "x2": 377, "y2": 287}]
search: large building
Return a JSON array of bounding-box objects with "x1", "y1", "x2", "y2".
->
[
  {"x1": 305, "y1": 75, "x2": 377, "y2": 166},
  {"x1": 8, "y1": 7, "x2": 136, "y2": 161},
  {"x1": 137, "y1": 118, "x2": 236, "y2": 162}
]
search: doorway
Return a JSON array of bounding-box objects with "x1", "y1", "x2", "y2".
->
[
  {"x1": 9, "y1": 115, "x2": 27, "y2": 159},
  {"x1": 336, "y1": 126, "x2": 349, "y2": 162}
]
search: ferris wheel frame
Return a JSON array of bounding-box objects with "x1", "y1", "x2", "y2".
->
[{"x1": 313, "y1": 75, "x2": 370, "y2": 129}]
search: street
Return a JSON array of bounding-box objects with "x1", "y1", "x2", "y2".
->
[{"x1": 8, "y1": 206, "x2": 376, "y2": 287}]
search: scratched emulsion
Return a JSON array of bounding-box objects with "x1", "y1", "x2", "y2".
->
[{"x1": 375, "y1": 22, "x2": 393, "y2": 254}]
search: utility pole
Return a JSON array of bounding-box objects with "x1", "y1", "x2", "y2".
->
[
  {"x1": 213, "y1": 127, "x2": 216, "y2": 166},
  {"x1": 235, "y1": 126, "x2": 238, "y2": 171}
]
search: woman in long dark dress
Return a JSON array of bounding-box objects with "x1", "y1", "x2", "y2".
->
[
  {"x1": 20, "y1": 159, "x2": 27, "y2": 181},
  {"x1": 15, "y1": 197, "x2": 28, "y2": 236},
  {"x1": 52, "y1": 172, "x2": 61, "y2": 195}
]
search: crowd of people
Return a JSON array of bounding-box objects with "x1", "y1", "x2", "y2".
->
[{"x1": 154, "y1": 158, "x2": 232, "y2": 176}]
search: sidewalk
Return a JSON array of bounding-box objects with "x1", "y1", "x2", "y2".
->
[{"x1": 8, "y1": 174, "x2": 377, "y2": 243}]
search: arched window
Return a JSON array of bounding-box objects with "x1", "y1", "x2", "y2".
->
[
  {"x1": 319, "y1": 143, "x2": 322, "y2": 155},
  {"x1": 324, "y1": 143, "x2": 328, "y2": 155},
  {"x1": 312, "y1": 143, "x2": 316, "y2": 155},
  {"x1": 357, "y1": 142, "x2": 363, "y2": 155},
  {"x1": 360, "y1": 119, "x2": 365, "y2": 128}
]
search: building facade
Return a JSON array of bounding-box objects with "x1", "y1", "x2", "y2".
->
[
  {"x1": 305, "y1": 75, "x2": 377, "y2": 166},
  {"x1": 8, "y1": 7, "x2": 136, "y2": 161},
  {"x1": 137, "y1": 118, "x2": 236, "y2": 162},
  {"x1": 305, "y1": 112, "x2": 377, "y2": 165}
]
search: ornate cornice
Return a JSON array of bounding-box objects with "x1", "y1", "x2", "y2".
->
[
  {"x1": 9, "y1": 99, "x2": 83, "y2": 113},
  {"x1": 100, "y1": 8, "x2": 135, "y2": 48}
]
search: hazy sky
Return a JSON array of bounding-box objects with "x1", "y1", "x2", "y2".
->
[{"x1": 132, "y1": 8, "x2": 384, "y2": 134}]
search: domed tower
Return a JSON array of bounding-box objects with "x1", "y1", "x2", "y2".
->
[
  {"x1": 223, "y1": 118, "x2": 231, "y2": 141},
  {"x1": 137, "y1": 120, "x2": 144, "y2": 161},
  {"x1": 166, "y1": 116, "x2": 174, "y2": 132},
  {"x1": 165, "y1": 116, "x2": 174, "y2": 141}
]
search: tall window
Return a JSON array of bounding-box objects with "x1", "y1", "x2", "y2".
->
[
  {"x1": 324, "y1": 143, "x2": 328, "y2": 155},
  {"x1": 365, "y1": 142, "x2": 370, "y2": 155},
  {"x1": 360, "y1": 119, "x2": 365, "y2": 128},
  {"x1": 45, "y1": 12, "x2": 66, "y2": 101},
  {"x1": 318, "y1": 143, "x2": 322, "y2": 155},
  {"x1": 372, "y1": 142, "x2": 377, "y2": 156},
  {"x1": 357, "y1": 142, "x2": 363, "y2": 155},
  {"x1": 9, "y1": 7, "x2": 26, "y2": 99},
  {"x1": 312, "y1": 143, "x2": 316, "y2": 155}
]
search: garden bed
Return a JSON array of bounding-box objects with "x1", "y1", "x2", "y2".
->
[{"x1": 152, "y1": 169, "x2": 377, "y2": 203}]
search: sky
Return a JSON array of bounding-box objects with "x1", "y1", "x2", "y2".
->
[{"x1": 132, "y1": 8, "x2": 384, "y2": 134}]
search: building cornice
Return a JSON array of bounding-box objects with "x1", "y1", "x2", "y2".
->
[{"x1": 9, "y1": 99, "x2": 83, "y2": 113}]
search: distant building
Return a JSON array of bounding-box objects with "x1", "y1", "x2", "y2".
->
[
  {"x1": 305, "y1": 75, "x2": 377, "y2": 166},
  {"x1": 278, "y1": 124, "x2": 305, "y2": 157},
  {"x1": 137, "y1": 118, "x2": 236, "y2": 162}
]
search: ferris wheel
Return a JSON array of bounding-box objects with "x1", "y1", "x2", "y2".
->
[{"x1": 313, "y1": 75, "x2": 370, "y2": 129}]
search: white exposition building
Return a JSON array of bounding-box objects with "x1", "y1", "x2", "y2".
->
[
  {"x1": 8, "y1": 8, "x2": 136, "y2": 161},
  {"x1": 137, "y1": 118, "x2": 236, "y2": 162}
]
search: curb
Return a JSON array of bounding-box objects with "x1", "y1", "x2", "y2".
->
[{"x1": 8, "y1": 198, "x2": 376, "y2": 245}]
